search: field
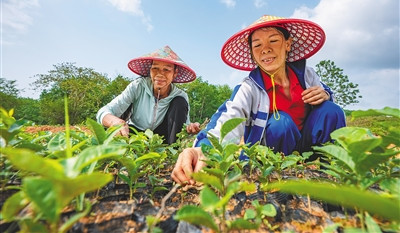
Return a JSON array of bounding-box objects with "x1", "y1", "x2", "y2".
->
[{"x1": 1, "y1": 108, "x2": 399, "y2": 233}]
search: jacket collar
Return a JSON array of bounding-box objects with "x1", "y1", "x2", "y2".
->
[{"x1": 248, "y1": 59, "x2": 307, "y2": 91}]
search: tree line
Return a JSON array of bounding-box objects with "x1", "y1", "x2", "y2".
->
[{"x1": 1, "y1": 60, "x2": 360, "y2": 125}]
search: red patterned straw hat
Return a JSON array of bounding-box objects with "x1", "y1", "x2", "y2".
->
[
  {"x1": 221, "y1": 15, "x2": 326, "y2": 71},
  {"x1": 128, "y1": 45, "x2": 196, "y2": 83}
]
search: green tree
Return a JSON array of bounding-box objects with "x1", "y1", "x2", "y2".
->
[
  {"x1": 177, "y1": 77, "x2": 232, "y2": 123},
  {"x1": 315, "y1": 60, "x2": 362, "y2": 108},
  {"x1": 103, "y1": 75, "x2": 133, "y2": 104},
  {"x1": 0, "y1": 78, "x2": 20, "y2": 111},
  {"x1": 32, "y1": 63, "x2": 117, "y2": 124}
]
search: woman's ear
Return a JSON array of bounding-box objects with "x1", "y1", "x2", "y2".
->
[
  {"x1": 173, "y1": 67, "x2": 179, "y2": 79},
  {"x1": 286, "y1": 37, "x2": 293, "y2": 52}
]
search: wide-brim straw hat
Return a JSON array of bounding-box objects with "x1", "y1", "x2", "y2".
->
[
  {"x1": 128, "y1": 45, "x2": 196, "y2": 83},
  {"x1": 221, "y1": 15, "x2": 326, "y2": 71}
]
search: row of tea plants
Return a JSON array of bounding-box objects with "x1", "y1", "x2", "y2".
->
[{"x1": 1, "y1": 97, "x2": 399, "y2": 232}]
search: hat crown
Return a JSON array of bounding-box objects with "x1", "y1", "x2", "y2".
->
[
  {"x1": 143, "y1": 46, "x2": 186, "y2": 66},
  {"x1": 250, "y1": 15, "x2": 286, "y2": 26},
  {"x1": 128, "y1": 45, "x2": 196, "y2": 83}
]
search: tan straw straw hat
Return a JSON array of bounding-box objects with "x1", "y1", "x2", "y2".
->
[
  {"x1": 221, "y1": 15, "x2": 326, "y2": 71},
  {"x1": 128, "y1": 45, "x2": 196, "y2": 83}
]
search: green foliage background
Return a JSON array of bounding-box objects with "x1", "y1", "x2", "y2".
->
[
  {"x1": 1, "y1": 63, "x2": 233, "y2": 125},
  {"x1": 1, "y1": 59, "x2": 363, "y2": 125}
]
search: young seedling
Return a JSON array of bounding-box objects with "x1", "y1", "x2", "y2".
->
[{"x1": 175, "y1": 118, "x2": 267, "y2": 232}]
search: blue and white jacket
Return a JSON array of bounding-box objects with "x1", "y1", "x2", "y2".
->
[{"x1": 195, "y1": 60, "x2": 334, "y2": 148}]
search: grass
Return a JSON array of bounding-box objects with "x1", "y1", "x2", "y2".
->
[{"x1": 346, "y1": 115, "x2": 400, "y2": 135}]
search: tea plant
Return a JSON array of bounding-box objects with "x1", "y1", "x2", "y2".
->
[
  {"x1": 262, "y1": 107, "x2": 400, "y2": 231},
  {"x1": 175, "y1": 118, "x2": 276, "y2": 232},
  {"x1": 315, "y1": 107, "x2": 399, "y2": 190},
  {"x1": 0, "y1": 98, "x2": 131, "y2": 232}
]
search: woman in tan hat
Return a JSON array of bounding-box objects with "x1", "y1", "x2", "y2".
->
[
  {"x1": 172, "y1": 15, "x2": 346, "y2": 185},
  {"x1": 97, "y1": 46, "x2": 200, "y2": 144}
]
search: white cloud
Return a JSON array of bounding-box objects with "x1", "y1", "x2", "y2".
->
[
  {"x1": 291, "y1": 0, "x2": 399, "y2": 70},
  {"x1": 254, "y1": 0, "x2": 266, "y2": 9},
  {"x1": 292, "y1": 0, "x2": 400, "y2": 110},
  {"x1": 349, "y1": 68, "x2": 400, "y2": 110},
  {"x1": 1, "y1": 0, "x2": 39, "y2": 44},
  {"x1": 108, "y1": 0, "x2": 153, "y2": 32},
  {"x1": 220, "y1": 0, "x2": 236, "y2": 8}
]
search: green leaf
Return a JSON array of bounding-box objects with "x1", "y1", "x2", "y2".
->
[
  {"x1": 60, "y1": 144, "x2": 126, "y2": 177},
  {"x1": 244, "y1": 209, "x2": 256, "y2": 220},
  {"x1": 347, "y1": 137, "x2": 382, "y2": 155},
  {"x1": 228, "y1": 218, "x2": 259, "y2": 230},
  {"x1": 19, "y1": 219, "x2": 50, "y2": 233},
  {"x1": 220, "y1": 118, "x2": 245, "y2": 143},
  {"x1": 261, "y1": 203, "x2": 277, "y2": 217},
  {"x1": 1, "y1": 148, "x2": 66, "y2": 179},
  {"x1": 192, "y1": 172, "x2": 224, "y2": 193},
  {"x1": 174, "y1": 205, "x2": 218, "y2": 231},
  {"x1": 200, "y1": 186, "x2": 220, "y2": 211},
  {"x1": 379, "y1": 178, "x2": 400, "y2": 196},
  {"x1": 1, "y1": 191, "x2": 29, "y2": 222},
  {"x1": 62, "y1": 173, "x2": 113, "y2": 206},
  {"x1": 23, "y1": 177, "x2": 60, "y2": 223},
  {"x1": 314, "y1": 145, "x2": 355, "y2": 171},
  {"x1": 330, "y1": 127, "x2": 375, "y2": 150},
  {"x1": 47, "y1": 133, "x2": 67, "y2": 152},
  {"x1": 354, "y1": 152, "x2": 395, "y2": 175},
  {"x1": 365, "y1": 212, "x2": 382, "y2": 233},
  {"x1": 135, "y1": 152, "x2": 161, "y2": 163},
  {"x1": 263, "y1": 180, "x2": 400, "y2": 221},
  {"x1": 86, "y1": 118, "x2": 107, "y2": 145},
  {"x1": 202, "y1": 168, "x2": 224, "y2": 182}
]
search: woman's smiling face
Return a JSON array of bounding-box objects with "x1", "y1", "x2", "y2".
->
[{"x1": 250, "y1": 27, "x2": 292, "y2": 73}]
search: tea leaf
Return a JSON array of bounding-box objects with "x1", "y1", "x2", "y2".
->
[
  {"x1": 220, "y1": 118, "x2": 245, "y2": 144},
  {"x1": 174, "y1": 205, "x2": 219, "y2": 231},
  {"x1": 86, "y1": 118, "x2": 107, "y2": 145},
  {"x1": 228, "y1": 218, "x2": 259, "y2": 230},
  {"x1": 61, "y1": 144, "x2": 126, "y2": 177},
  {"x1": 365, "y1": 212, "x2": 383, "y2": 233},
  {"x1": 1, "y1": 148, "x2": 65, "y2": 179},
  {"x1": 314, "y1": 145, "x2": 355, "y2": 171},
  {"x1": 263, "y1": 180, "x2": 400, "y2": 221},
  {"x1": 192, "y1": 172, "x2": 224, "y2": 193},
  {"x1": 2, "y1": 191, "x2": 29, "y2": 222},
  {"x1": 200, "y1": 186, "x2": 219, "y2": 211},
  {"x1": 23, "y1": 177, "x2": 60, "y2": 223}
]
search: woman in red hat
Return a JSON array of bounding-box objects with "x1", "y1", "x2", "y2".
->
[
  {"x1": 172, "y1": 15, "x2": 346, "y2": 185},
  {"x1": 97, "y1": 46, "x2": 200, "y2": 144}
]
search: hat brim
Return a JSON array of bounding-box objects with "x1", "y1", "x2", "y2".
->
[
  {"x1": 127, "y1": 57, "x2": 197, "y2": 83},
  {"x1": 221, "y1": 18, "x2": 326, "y2": 71}
]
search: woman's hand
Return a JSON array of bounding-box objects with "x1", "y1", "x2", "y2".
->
[
  {"x1": 102, "y1": 114, "x2": 129, "y2": 137},
  {"x1": 302, "y1": 86, "x2": 330, "y2": 105},
  {"x1": 171, "y1": 147, "x2": 206, "y2": 185},
  {"x1": 186, "y1": 122, "x2": 201, "y2": 134}
]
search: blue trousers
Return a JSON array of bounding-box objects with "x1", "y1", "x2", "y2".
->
[{"x1": 264, "y1": 101, "x2": 346, "y2": 155}]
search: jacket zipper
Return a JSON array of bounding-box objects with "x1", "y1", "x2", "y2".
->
[{"x1": 151, "y1": 88, "x2": 160, "y2": 129}]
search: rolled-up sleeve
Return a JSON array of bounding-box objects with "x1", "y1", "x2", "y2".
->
[{"x1": 96, "y1": 81, "x2": 138, "y2": 124}]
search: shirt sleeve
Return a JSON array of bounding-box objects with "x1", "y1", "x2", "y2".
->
[
  {"x1": 96, "y1": 80, "x2": 139, "y2": 124},
  {"x1": 195, "y1": 81, "x2": 252, "y2": 147}
]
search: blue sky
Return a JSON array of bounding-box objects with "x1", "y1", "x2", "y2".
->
[{"x1": 1, "y1": 0, "x2": 399, "y2": 110}]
